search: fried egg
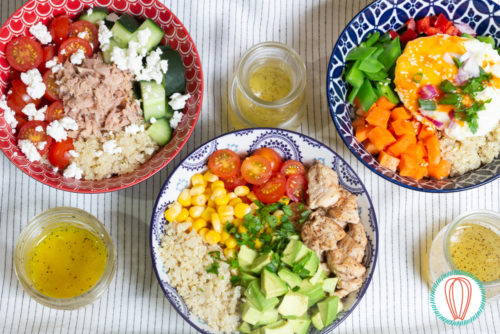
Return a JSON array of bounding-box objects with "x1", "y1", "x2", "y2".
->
[{"x1": 394, "y1": 35, "x2": 500, "y2": 140}]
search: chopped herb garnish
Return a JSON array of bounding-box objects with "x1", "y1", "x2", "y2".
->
[
  {"x1": 439, "y1": 80, "x2": 457, "y2": 93},
  {"x1": 299, "y1": 210, "x2": 311, "y2": 224},
  {"x1": 439, "y1": 93, "x2": 462, "y2": 105},
  {"x1": 208, "y1": 250, "x2": 221, "y2": 260},
  {"x1": 206, "y1": 261, "x2": 219, "y2": 275},
  {"x1": 230, "y1": 275, "x2": 242, "y2": 286},
  {"x1": 227, "y1": 257, "x2": 239, "y2": 269},
  {"x1": 292, "y1": 252, "x2": 312, "y2": 277},
  {"x1": 453, "y1": 57, "x2": 463, "y2": 68},
  {"x1": 412, "y1": 72, "x2": 423, "y2": 83},
  {"x1": 418, "y1": 98, "x2": 436, "y2": 111},
  {"x1": 282, "y1": 205, "x2": 293, "y2": 217},
  {"x1": 198, "y1": 287, "x2": 204, "y2": 292}
]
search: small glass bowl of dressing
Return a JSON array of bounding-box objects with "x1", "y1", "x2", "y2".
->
[
  {"x1": 229, "y1": 42, "x2": 307, "y2": 129},
  {"x1": 428, "y1": 210, "x2": 500, "y2": 299},
  {"x1": 14, "y1": 207, "x2": 117, "y2": 309}
]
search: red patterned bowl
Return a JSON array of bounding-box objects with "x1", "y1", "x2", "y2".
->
[{"x1": 0, "y1": 0, "x2": 203, "y2": 193}]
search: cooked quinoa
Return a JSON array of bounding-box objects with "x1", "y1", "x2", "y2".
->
[
  {"x1": 440, "y1": 122, "x2": 500, "y2": 176},
  {"x1": 159, "y1": 222, "x2": 241, "y2": 333}
]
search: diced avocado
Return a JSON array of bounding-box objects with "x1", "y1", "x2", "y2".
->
[
  {"x1": 277, "y1": 268, "x2": 302, "y2": 288},
  {"x1": 261, "y1": 269, "x2": 288, "y2": 298},
  {"x1": 309, "y1": 264, "x2": 328, "y2": 285},
  {"x1": 277, "y1": 292, "x2": 308, "y2": 317},
  {"x1": 242, "y1": 302, "x2": 265, "y2": 326},
  {"x1": 240, "y1": 272, "x2": 258, "y2": 288},
  {"x1": 317, "y1": 296, "x2": 340, "y2": 327},
  {"x1": 281, "y1": 239, "x2": 303, "y2": 266},
  {"x1": 302, "y1": 251, "x2": 319, "y2": 277},
  {"x1": 322, "y1": 277, "x2": 339, "y2": 295},
  {"x1": 130, "y1": 18, "x2": 165, "y2": 53},
  {"x1": 147, "y1": 118, "x2": 171, "y2": 146},
  {"x1": 244, "y1": 280, "x2": 280, "y2": 312},
  {"x1": 238, "y1": 245, "x2": 258, "y2": 272},
  {"x1": 261, "y1": 320, "x2": 292, "y2": 334},
  {"x1": 288, "y1": 234, "x2": 300, "y2": 240},
  {"x1": 288, "y1": 315, "x2": 311, "y2": 334},
  {"x1": 238, "y1": 322, "x2": 252, "y2": 334},
  {"x1": 250, "y1": 328, "x2": 263, "y2": 334},
  {"x1": 293, "y1": 243, "x2": 310, "y2": 264},
  {"x1": 158, "y1": 46, "x2": 186, "y2": 97},
  {"x1": 311, "y1": 310, "x2": 324, "y2": 330},
  {"x1": 254, "y1": 308, "x2": 280, "y2": 327},
  {"x1": 298, "y1": 280, "x2": 326, "y2": 307},
  {"x1": 250, "y1": 252, "x2": 272, "y2": 274}
]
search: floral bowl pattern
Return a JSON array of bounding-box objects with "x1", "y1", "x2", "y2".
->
[
  {"x1": 0, "y1": 0, "x2": 203, "y2": 193},
  {"x1": 150, "y1": 128, "x2": 379, "y2": 334},
  {"x1": 327, "y1": 0, "x2": 500, "y2": 192}
]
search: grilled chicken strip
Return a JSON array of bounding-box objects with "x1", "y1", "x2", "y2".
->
[
  {"x1": 327, "y1": 189, "x2": 360, "y2": 226},
  {"x1": 301, "y1": 209, "x2": 346, "y2": 255},
  {"x1": 306, "y1": 162, "x2": 342, "y2": 209}
]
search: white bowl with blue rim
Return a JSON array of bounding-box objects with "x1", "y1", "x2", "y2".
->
[
  {"x1": 327, "y1": 0, "x2": 500, "y2": 192},
  {"x1": 150, "y1": 128, "x2": 378, "y2": 333}
]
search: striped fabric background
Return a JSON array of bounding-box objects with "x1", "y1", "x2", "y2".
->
[{"x1": 0, "y1": 0, "x2": 499, "y2": 333}]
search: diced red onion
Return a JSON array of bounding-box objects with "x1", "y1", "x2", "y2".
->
[
  {"x1": 419, "y1": 85, "x2": 438, "y2": 100},
  {"x1": 454, "y1": 22, "x2": 476, "y2": 37},
  {"x1": 448, "y1": 110, "x2": 456, "y2": 120},
  {"x1": 417, "y1": 109, "x2": 444, "y2": 129},
  {"x1": 447, "y1": 119, "x2": 458, "y2": 130}
]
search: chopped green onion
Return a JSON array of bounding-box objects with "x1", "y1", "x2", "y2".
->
[
  {"x1": 477, "y1": 35, "x2": 496, "y2": 49},
  {"x1": 412, "y1": 72, "x2": 423, "y2": 83},
  {"x1": 461, "y1": 33, "x2": 475, "y2": 39},
  {"x1": 453, "y1": 57, "x2": 463, "y2": 68},
  {"x1": 418, "y1": 99, "x2": 437, "y2": 111}
]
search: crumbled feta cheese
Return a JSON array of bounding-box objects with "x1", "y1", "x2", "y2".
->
[
  {"x1": 60, "y1": 49, "x2": 67, "y2": 55},
  {"x1": 0, "y1": 95, "x2": 18, "y2": 132},
  {"x1": 22, "y1": 103, "x2": 47, "y2": 121},
  {"x1": 87, "y1": 8, "x2": 93, "y2": 16},
  {"x1": 168, "y1": 93, "x2": 191, "y2": 110},
  {"x1": 20, "y1": 69, "x2": 46, "y2": 100},
  {"x1": 103, "y1": 140, "x2": 122, "y2": 155},
  {"x1": 98, "y1": 21, "x2": 113, "y2": 51},
  {"x1": 37, "y1": 141, "x2": 47, "y2": 150},
  {"x1": 29, "y1": 22, "x2": 52, "y2": 44},
  {"x1": 150, "y1": 117, "x2": 157, "y2": 124},
  {"x1": 137, "y1": 29, "x2": 151, "y2": 48},
  {"x1": 63, "y1": 163, "x2": 83, "y2": 179},
  {"x1": 95, "y1": 150, "x2": 103, "y2": 157},
  {"x1": 77, "y1": 31, "x2": 89, "y2": 40},
  {"x1": 106, "y1": 13, "x2": 119, "y2": 22},
  {"x1": 110, "y1": 46, "x2": 127, "y2": 70},
  {"x1": 125, "y1": 123, "x2": 145, "y2": 135},
  {"x1": 135, "y1": 48, "x2": 168, "y2": 84},
  {"x1": 35, "y1": 126, "x2": 43, "y2": 132},
  {"x1": 45, "y1": 57, "x2": 58, "y2": 69},
  {"x1": 68, "y1": 150, "x2": 79, "y2": 158},
  {"x1": 60, "y1": 116, "x2": 78, "y2": 131},
  {"x1": 52, "y1": 166, "x2": 59, "y2": 173},
  {"x1": 169, "y1": 110, "x2": 184, "y2": 129},
  {"x1": 18, "y1": 139, "x2": 41, "y2": 162},
  {"x1": 47, "y1": 117, "x2": 78, "y2": 142},
  {"x1": 70, "y1": 49, "x2": 85, "y2": 65}
]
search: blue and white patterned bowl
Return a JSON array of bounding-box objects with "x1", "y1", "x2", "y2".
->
[
  {"x1": 327, "y1": 0, "x2": 500, "y2": 192},
  {"x1": 150, "y1": 128, "x2": 378, "y2": 334}
]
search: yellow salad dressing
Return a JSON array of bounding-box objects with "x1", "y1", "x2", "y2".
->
[
  {"x1": 248, "y1": 64, "x2": 292, "y2": 101},
  {"x1": 449, "y1": 223, "x2": 500, "y2": 282},
  {"x1": 27, "y1": 225, "x2": 107, "y2": 298}
]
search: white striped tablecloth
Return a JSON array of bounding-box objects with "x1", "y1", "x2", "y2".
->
[{"x1": 0, "y1": 0, "x2": 499, "y2": 333}]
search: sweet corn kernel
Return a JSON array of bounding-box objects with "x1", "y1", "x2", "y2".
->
[
  {"x1": 227, "y1": 192, "x2": 237, "y2": 200},
  {"x1": 217, "y1": 205, "x2": 234, "y2": 217},
  {"x1": 211, "y1": 180, "x2": 225, "y2": 191},
  {"x1": 210, "y1": 187, "x2": 226, "y2": 200},
  {"x1": 279, "y1": 197, "x2": 290, "y2": 205},
  {"x1": 233, "y1": 218, "x2": 243, "y2": 227},
  {"x1": 255, "y1": 239, "x2": 263, "y2": 249},
  {"x1": 207, "y1": 199, "x2": 216, "y2": 208},
  {"x1": 234, "y1": 185, "x2": 250, "y2": 197},
  {"x1": 201, "y1": 207, "x2": 216, "y2": 221},
  {"x1": 192, "y1": 194, "x2": 207, "y2": 206},
  {"x1": 247, "y1": 191, "x2": 258, "y2": 202},
  {"x1": 203, "y1": 171, "x2": 219, "y2": 183},
  {"x1": 229, "y1": 198, "x2": 243, "y2": 206},
  {"x1": 191, "y1": 174, "x2": 206, "y2": 187},
  {"x1": 214, "y1": 194, "x2": 230, "y2": 206},
  {"x1": 273, "y1": 210, "x2": 284, "y2": 220},
  {"x1": 190, "y1": 185, "x2": 205, "y2": 196},
  {"x1": 164, "y1": 202, "x2": 182, "y2": 222},
  {"x1": 221, "y1": 231, "x2": 230, "y2": 243},
  {"x1": 198, "y1": 227, "x2": 209, "y2": 239},
  {"x1": 238, "y1": 225, "x2": 248, "y2": 234},
  {"x1": 211, "y1": 213, "x2": 222, "y2": 233},
  {"x1": 205, "y1": 230, "x2": 221, "y2": 245},
  {"x1": 177, "y1": 208, "x2": 190, "y2": 222},
  {"x1": 225, "y1": 236, "x2": 237, "y2": 249},
  {"x1": 224, "y1": 248, "x2": 236, "y2": 259},
  {"x1": 178, "y1": 189, "x2": 192, "y2": 207},
  {"x1": 189, "y1": 206, "x2": 204, "y2": 218},
  {"x1": 235, "y1": 203, "x2": 251, "y2": 219},
  {"x1": 185, "y1": 217, "x2": 194, "y2": 225},
  {"x1": 219, "y1": 214, "x2": 234, "y2": 224},
  {"x1": 192, "y1": 218, "x2": 208, "y2": 231}
]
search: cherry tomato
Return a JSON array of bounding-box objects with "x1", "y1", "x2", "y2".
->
[
  {"x1": 49, "y1": 15, "x2": 71, "y2": 45},
  {"x1": 241, "y1": 155, "x2": 273, "y2": 185},
  {"x1": 42, "y1": 70, "x2": 60, "y2": 101},
  {"x1": 48, "y1": 138, "x2": 74, "y2": 169},
  {"x1": 280, "y1": 160, "x2": 306, "y2": 177},
  {"x1": 45, "y1": 100, "x2": 65, "y2": 122},
  {"x1": 15, "y1": 115, "x2": 28, "y2": 132},
  {"x1": 286, "y1": 174, "x2": 308, "y2": 202},
  {"x1": 254, "y1": 173, "x2": 286, "y2": 204},
  {"x1": 39, "y1": 45, "x2": 57, "y2": 72},
  {"x1": 17, "y1": 121, "x2": 53, "y2": 156},
  {"x1": 58, "y1": 37, "x2": 93, "y2": 63},
  {"x1": 252, "y1": 147, "x2": 282, "y2": 173},
  {"x1": 208, "y1": 149, "x2": 241, "y2": 178},
  {"x1": 5, "y1": 36, "x2": 43, "y2": 72},
  {"x1": 7, "y1": 79, "x2": 42, "y2": 114},
  {"x1": 222, "y1": 173, "x2": 247, "y2": 191},
  {"x1": 68, "y1": 21, "x2": 99, "y2": 50}
]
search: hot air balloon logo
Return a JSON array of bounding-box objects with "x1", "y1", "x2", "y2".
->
[{"x1": 444, "y1": 277, "x2": 472, "y2": 320}]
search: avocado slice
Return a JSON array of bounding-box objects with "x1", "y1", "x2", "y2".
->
[
  {"x1": 317, "y1": 295, "x2": 340, "y2": 327},
  {"x1": 298, "y1": 280, "x2": 326, "y2": 307},
  {"x1": 240, "y1": 272, "x2": 258, "y2": 288},
  {"x1": 277, "y1": 268, "x2": 302, "y2": 288},
  {"x1": 239, "y1": 245, "x2": 258, "y2": 272},
  {"x1": 311, "y1": 309, "x2": 324, "y2": 330},
  {"x1": 241, "y1": 301, "x2": 279, "y2": 326},
  {"x1": 245, "y1": 280, "x2": 280, "y2": 312},
  {"x1": 309, "y1": 264, "x2": 329, "y2": 285},
  {"x1": 281, "y1": 239, "x2": 303, "y2": 266},
  {"x1": 250, "y1": 252, "x2": 273, "y2": 274},
  {"x1": 322, "y1": 277, "x2": 339, "y2": 295},
  {"x1": 277, "y1": 292, "x2": 309, "y2": 317},
  {"x1": 302, "y1": 250, "x2": 320, "y2": 278},
  {"x1": 288, "y1": 314, "x2": 311, "y2": 334},
  {"x1": 261, "y1": 269, "x2": 288, "y2": 298},
  {"x1": 254, "y1": 308, "x2": 280, "y2": 327},
  {"x1": 238, "y1": 322, "x2": 252, "y2": 334},
  {"x1": 261, "y1": 320, "x2": 293, "y2": 334}
]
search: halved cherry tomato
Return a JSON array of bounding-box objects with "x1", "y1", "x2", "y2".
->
[
  {"x1": 58, "y1": 37, "x2": 93, "y2": 63},
  {"x1": 68, "y1": 21, "x2": 99, "y2": 50},
  {"x1": 49, "y1": 15, "x2": 71, "y2": 45},
  {"x1": 208, "y1": 149, "x2": 241, "y2": 178},
  {"x1": 280, "y1": 160, "x2": 306, "y2": 177},
  {"x1": 5, "y1": 36, "x2": 43, "y2": 72},
  {"x1": 252, "y1": 147, "x2": 282, "y2": 172},
  {"x1": 42, "y1": 70, "x2": 60, "y2": 101},
  {"x1": 15, "y1": 115, "x2": 28, "y2": 132},
  {"x1": 9, "y1": 68, "x2": 20, "y2": 80},
  {"x1": 17, "y1": 121, "x2": 53, "y2": 156},
  {"x1": 286, "y1": 174, "x2": 308, "y2": 202},
  {"x1": 46, "y1": 100, "x2": 65, "y2": 122},
  {"x1": 222, "y1": 173, "x2": 247, "y2": 191},
  {"x1": 39, "y1": 45, "x2": 57, "y2": 72},
  {"x1": 241, "y1": 155, "x2": 273, "y2": 185},
  {"x1": 254, "y1": 173, "x2": 286, "y2": 204},
  {"x1": 48, "y1": 138, "x2": 74, "y2": 169},
  {"x1": 7, "y1": 79, "x2": 42, "y2": 114}
]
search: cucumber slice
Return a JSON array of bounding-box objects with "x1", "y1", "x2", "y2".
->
[
  {"x1": 79, "y1": 7, "x2": 109, "y2": 24},
  {"x1": 140, "y1": 81, "x2": 167, "y2": 121},
  {"x1": 130, "y1": 19, "x2": 165, "y2": 53},
  {"x1": 111, "y1": 14, "x2": 140, "y2": 48},
  {"x1": 147, "y1": 118, "x2": 171, "y2": 146},
  {"x1": 102, "y1": 38, "x2": 119, "y2": 64},
  {"x1": 158, "y1": 46, "x2": 186, "y2": 97}
]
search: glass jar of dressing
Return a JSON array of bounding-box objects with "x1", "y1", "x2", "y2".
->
[
  {"x1": 428, "y1": 210, "x2": 500, "y2": 299},
  {"x1": 14, "y1": 207, "x2": 117, "y2": 309},
  {"x1": 229, "y1": 42, "x2": 307, "y2": 129}
]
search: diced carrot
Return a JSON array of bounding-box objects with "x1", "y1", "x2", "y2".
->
[
  {"x1": 352, "y1": 117, "x2": 366, "y2": 129},
  {"x1": 399, "y1": 153, "x2": 428, "y2": 180},
  {"x1": 378, "y1": 151, "x2": 400, "y2": 172},
  {"x1": 387, "y1": 133, "x2": 417, "y2": 157},
  {"x1": 365, "y1": 107, "x2": 391, "y2": 128},
  {"x1": 367, "y1": 127, "x2": 397, "y2": 150},
  {"x1": 428, "y1": 159, "x2": 451, "y2": 180},
  {"x1": 376, "y1": 96, "x2": 398, "y2": 110},
  {"x1": 391, "y1": 107, "x2": 411, "y2": 121},
  {"x1": 363, "y1": 140, "x2": 381, "y2": 155},
  {"x1": 407, "y1": 142, "x2": 427, "y2": 160},
  {"x1": 391, "y1": 119, "x2": 415, "y2": 136},
  {"x1": 424, "y1": 135, "x2": 441, "y2": 165},
  {"x1": 355, "y1": 124, "x2": 373, "y2": 142},
  {"x1": 418, "y1": 125, "x2": 436, "y2": 141}
]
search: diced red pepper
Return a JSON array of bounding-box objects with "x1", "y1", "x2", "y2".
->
[
  {"x1": 435, "y1": 13, "x2": 453, "y2": 33},
  {"x1": 406, "y1": 18, "x2": 417, "y2": 31},
  {"x1": 389, "y1": 29, "x2": 399, "y2": 40},
  {"x1": 425, "y1": 27, "x2": 441, "y2": 36},
  {"x1": 417, "y1": 17, "x2": 431, "y2": 34},
  {"x1": 445, "y1": 25, "x2": 460, "y2": 36},
  {"x1": 430, "y1": 15, "x2": 438, "y2": 26},
  {"x1": 400, "y1": 29, "x2": 418, "y2": 43}
]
